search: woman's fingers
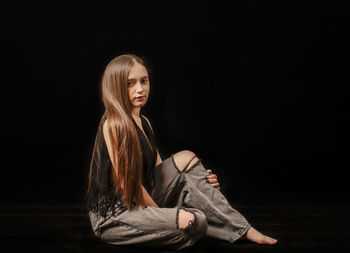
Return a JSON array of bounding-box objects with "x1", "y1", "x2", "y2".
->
[
  {"x1": 206, "y1": 175, "x2": 219, "y2": 184},
  {"x1": 205, "y1": 171, "x2": 221, "y2": 190},
  {"x1": 211, "y1": 183, "x2": 221, "y2": 190},
  {"x1": 206, "y1": 174, "x2": 217, "y2": 181}
]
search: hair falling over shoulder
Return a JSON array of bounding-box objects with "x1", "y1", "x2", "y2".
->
[{"x1": 89, "y1": 54, "x2": 148, "y2": 210}]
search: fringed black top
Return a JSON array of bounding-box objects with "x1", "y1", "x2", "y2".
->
[{"x1": 85, "y1": 113, "x2": 157, "y2": 217}]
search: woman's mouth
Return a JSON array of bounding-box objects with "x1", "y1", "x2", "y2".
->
[{"x1": 135, "y1": 96, "x2": 146, "y2": 101}]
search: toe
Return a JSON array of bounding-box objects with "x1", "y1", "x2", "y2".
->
[{"x1": 266, "y1": 237, "x2": 278, "y2": 245}]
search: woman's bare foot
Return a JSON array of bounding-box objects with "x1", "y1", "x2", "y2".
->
[{"x1": 243, "y1": 227, "x2": 278, "y2": 245}]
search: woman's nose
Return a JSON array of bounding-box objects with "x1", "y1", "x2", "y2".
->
[{"x1": 135, "y1": 82, "x2": 143, "y2": 92}]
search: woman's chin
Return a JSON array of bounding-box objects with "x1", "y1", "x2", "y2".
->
[{"x1": 132, "y1": 102, "x2": 147, "y2": 108}]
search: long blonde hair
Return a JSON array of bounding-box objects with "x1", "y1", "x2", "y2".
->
[{"x1": 89, "y1": 54, "x2": 148, "y2": 210}]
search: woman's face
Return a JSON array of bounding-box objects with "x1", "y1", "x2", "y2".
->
[{"x1": 127, "y1": 62, "x2": 150, "y2": 110}]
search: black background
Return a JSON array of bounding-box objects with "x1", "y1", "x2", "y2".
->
[{"x1": 2, "y1": 1, "x2": 349, "y2": 205}]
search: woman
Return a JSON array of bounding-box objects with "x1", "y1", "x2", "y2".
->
[{"x1": 86, "y1": 54, "x2": 278, "y2": 250}]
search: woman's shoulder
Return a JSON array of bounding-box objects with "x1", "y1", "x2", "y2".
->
[
  {"x1": 93, "y1": 113, "x2": 109, "y2": 146},
  {"x1": 99, "y1": 115, "x2": 115, "y2": 161}
]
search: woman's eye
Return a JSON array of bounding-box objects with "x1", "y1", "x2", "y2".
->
[{"x1": 142, "y1": 79, "x2": 148, "y2": 84}]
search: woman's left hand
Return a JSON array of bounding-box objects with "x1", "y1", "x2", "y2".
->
[{"x1": 206, "y1": 169, "x2": 221, "y2": 190}]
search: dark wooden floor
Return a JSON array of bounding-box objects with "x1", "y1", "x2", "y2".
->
[{"x1": 1, "y1": 198, "x2": 349, "y2": 253}]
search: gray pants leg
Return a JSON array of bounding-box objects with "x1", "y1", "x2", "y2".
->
[
  {"x1": 89, "y1": 157, "x2": 209, "y2": 250},
  {"x1": 150, "y1": 155, "x2": 251, "y2": 243},
  {"x1": 89, "y1": 155, "x2": 250, "y2": 250},
  {"x1": 94, "y1": 205, "x2": 208, "y2": 251}
]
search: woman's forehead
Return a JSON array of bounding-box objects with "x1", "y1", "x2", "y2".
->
[{"x1": 128, "y1": 62, "x2": 148, "y2": 79}]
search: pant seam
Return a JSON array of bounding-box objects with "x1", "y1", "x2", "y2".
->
[
  {"x1": 239, "y1": 223, "x2": 251, "y2": 236},
  {"x1": 231, "y1": 223, "x2": 251, "y2": 242},
  {"x1": 176, "y1": 204, "x2": 180, "y2": 229},
  {"x1": 184, "y1": 176, "x2": 227, "y2": 223},
  {"x1": 106, "y1": 219, "x2": 181, "y2": 238}
]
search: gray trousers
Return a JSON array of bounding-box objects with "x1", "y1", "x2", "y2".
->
[{"x1": 89, "y1": 155, "x2": 251, "y2": 251}]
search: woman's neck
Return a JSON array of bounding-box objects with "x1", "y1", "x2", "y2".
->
[{"x1": 131, "y1": 107, "x2": 141, "y2": 120}]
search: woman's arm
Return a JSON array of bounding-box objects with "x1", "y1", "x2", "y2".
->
[
  {"x1": 155, "y1": 149, "x2": 162, "y2": 166},
  {"x1": 141, "y1": 185, "x2": 159, "y2": 208}
]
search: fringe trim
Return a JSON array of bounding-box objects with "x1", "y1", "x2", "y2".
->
[{"x1": 84, "y1": 188, "x2": 127, "y2": 217}]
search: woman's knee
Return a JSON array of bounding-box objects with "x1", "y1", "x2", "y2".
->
[
  {"x1": 173, "y1": 150, "x2": 200, "y2": 172},
  {"x1": 177, "y1": 208, "x2": 208, "y2": 237},
  {"x1": 178, "y1": 209, "x2": 195, "y2": 229}
]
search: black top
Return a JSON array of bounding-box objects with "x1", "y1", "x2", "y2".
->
[
  {"x1": 132, "y1": 115, "x2": 157, "y2": 193},
  {"x1": 85, "y1": 113, "x2": 157, "y2": 217}
]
